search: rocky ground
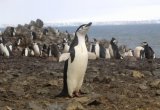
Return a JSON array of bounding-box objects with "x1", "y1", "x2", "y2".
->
[{"x1": 0, "y1": 56, "x2": 160, "y2": 110}]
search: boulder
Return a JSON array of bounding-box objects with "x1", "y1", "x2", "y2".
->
[
  {"x1": 36, "y1": 19, "x2": 44, "y2": 28},
  {"x1": 132, "y1": 70, "x2": 144, "y2": 78}
]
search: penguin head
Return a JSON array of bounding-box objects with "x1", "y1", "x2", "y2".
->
[
  {"x1": 76, "y1": 22, "x2": 92, "y2": 37},
  {"x1": 141, "y1": 42, "x2": 148, "y2": 47}
]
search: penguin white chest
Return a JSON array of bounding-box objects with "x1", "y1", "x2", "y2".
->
[
  {"x1": 0, "y1": 44, "x2": 9, "y2": 56},
  {"x1": 33, "y1": 45, "x2": 40, "y2": 56},
  {"x1": 95, "y1": 43, "x2": 100, "y2": 58},
  {"x1": 63, "y1": 44, "x2": 70, "y2": 53},
  {"x1": 109, "y1": 44, "x2": 114, "y2": 57},
  {"x1": 25, "y1": 48, "x2": 29, "y2": 56},
  {"x1": 134, "y1": 46, "x2": 144, "y2": 58},
  {"x1": 105, "y1": 48, "x2": 111, "y2": 59},
  {"x1": 67, "y1": 44, "x2": 88, "y2": 96}
]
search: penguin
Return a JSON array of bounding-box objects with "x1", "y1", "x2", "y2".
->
[
  {"x1": 10, "y1": 27, "x2": 16, "y2": 37},
  {"x1": 0, "y1": 42, "x2": 10, "y2": 57},
  {"x1": 15, "y1": 37, "x2": 22, "y2": 46},
  {"x1": 134, "y1": 45, "x2": 145, "y2": 59},
  {"x1": 31, "y1": 31, "x2": 37, "y2": 40},
  {"x1": 22, "y1": 47, "x2": 29, "y2": 56},
  {"x1": 7, "y1": 43, "x2": 13, "y2": 52},
  {"x1": 43, "y1": 28, "x2": 48, "y2": 35},
  {"x1": 0, "y1": 36, "x2": 5, "y2": 43},
  {"x1": 32, "y1": 42, "x2": 41, "y2": 56},
  {"x1": 58, "y1": 22, "x2": 92, "y2": 97},
  {"x1": 89, "y1": 38, "x2": 100, "y2": 58},
  {"x1": 94, "y1": 39, "x2": 100, "y2": 58},
  {"x1": 47, "y1": 44, "x2": 60, "y2": 59},
  {"x1": 142, "y1": 42, "x2": 155, "y2": 59},
  {"x1": 62, "y1": 38, "x2": 70, "y2": 53},
  {"x1": 108, "y1": 38, "x2": 121, "y2": 59},
  {"x1": 105, "y1": 48, "x2": 111, "y2": 59},
  {"x1": 62, "y1": 42, "x2": 70, "y2": 53}
]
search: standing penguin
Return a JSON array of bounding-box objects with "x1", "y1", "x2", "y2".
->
[
  {"x1": 58, "y1": 22, "x2": 92, "y2": 97},
  {"x1": 47, "y1": 44, "x2": 60, "y2": 59},
  {"x1": 0, "y1": 42, "x2": 10, "y2": 57},
  {"x1": 108, "y1": 38, "x2": 121, "y2": 59},
  {"x1": 89, "y1": 38, "x2": 100, "y2": 58},
  {"x1": 22, "y1": 47, "x2": 29, "y2": 56},
  {"x1": 62, "y1": 38, "x2": 70, "y2": 53},
  {"x1": 32, "y1": 42, "x2": 41, "y2": 56},
  {"x1": 31, "y1": 31, "x2": 37, "y2": 40},
  {"x1": 142, "y1": 42, "x2": 155, "y2": 59}
]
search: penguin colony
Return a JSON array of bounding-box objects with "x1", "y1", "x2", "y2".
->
[{"x1": 0, "y1": 21, "x2": 156, "y2": 98}]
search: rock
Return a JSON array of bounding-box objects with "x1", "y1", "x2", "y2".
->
[
  {"x1": 75, "y1": 97, "x2": 90, "y2": 103},
  {"x1": 149, "y1": 79, "x2": 160, "y2": 88},
  {"x1": 28, "y1": 101, "x2": 43, "y2": 110},
  {"x1": 64, "y1": 100, "x2": 84, "y2": 110},
  {"x1": 0, "y1": 87, "x2": 6, "y2": 93},
  {"x1": 153, "y1": 69, "x2": 160, "y2": 76},
  {"x1": 3, "y1": 106, "x2": 13, "y2": 110},
  {"x1": 132, "y1": 71, "x2": 144, "y2": 78},
  {"x1": 88, "y1": 100, "x2": 102, "y2": 106},
  {"x1": 29, "y1": 20, "x2": 37, "y2": 27},
  {"x1": 142, "y1": 71, "x2": 152, "y2": 76},
  {"x1": 47, "y1": 103, "x2": 63, "y2": 110},
  {"x1": 36, "y1": 89, "x2": 49, "y2": 95},
  {"x1": 139, "y1": 84, "x2": 148, "y2": 90},
  {"x1": 156, "y1": 90, "x2": 160, "y2": 96},
  {"x1": 47, "y1": 80, "x2": 58, "y2": 86},
  {"x1": 127, "y1": 62, "x2": 138, "y2": 69},
  {"x1": 36, "y1": 19, "x2": 44, "y2": 28},
  {"x1": 9, "y1": 86, "x2": 25, "y2": 97}
]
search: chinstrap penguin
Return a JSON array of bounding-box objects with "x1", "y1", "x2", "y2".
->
[
  {"x1": 108, "y1": 38, "x2": 121, "y2": 59},
  {"x1": 58, "y1": 22, "x2": 92, "y2": 97},
  {"x1": 142, "y1": 42, "x2": 155, "y2": 59}
]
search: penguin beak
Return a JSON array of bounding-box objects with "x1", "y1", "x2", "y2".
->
[{"x1": 86, "y1": 22, "x2": 92, "y2": 27}]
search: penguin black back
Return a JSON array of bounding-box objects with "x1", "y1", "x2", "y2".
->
[
  {"x1": 143, "y1": 42, "x2": 155, "y2": 59},
  {"x1": 69, "y1": 35, "x2": 78, "y2": 63},
  {"x1": 99, "y1": 44, "x2": 106, "y2": 58},
  {"x1": 110, "y1": 38, "x2": 121, "y2": 59}
]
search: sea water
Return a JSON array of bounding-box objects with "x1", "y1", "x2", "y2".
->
[{"x1": 57, "y1": 24, "x2": 160, "y2": 57}]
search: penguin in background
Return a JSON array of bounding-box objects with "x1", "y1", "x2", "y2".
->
[
  {"x1": 0, "y1": 37, "x2": 12, "y2": 57},
  {"x1": 31, "y1": 31, "x2": 37, "y2": 40},
  {"x1": 10, "y1": 27, "x2": 16, "y2": 37},
  {"x1": 142, "y1": 42, "x2": 155, "y2": 59},
  {"x1": 108, "y1": 37, "x2": 121, "y2": 59},
  {"x1": 58, "y1": 22, "x2": 92, "y2": 97},
  {"x1": 47, "y1": 44, "x2": 61, "y2": 60},
  {"x1": 15, "y1": 37, "x2": 22, "y2": 46},
  {"x1": 134, "y1": 44, "x2": 145, "y2": 59},
  {"x1": 0, "y1": 36, "x2": 4, "y2": 42},
  {"x1": 62, "y1": 38, "x2": 70, "y2": 53},
  {"x1": 22, "y1": 47, "x2": 29, "y2": 56},
  {"x1": 0, "y1": 42, "x2": 10, "y2": 57},
  {"x1": 89, "y1": 38, "x2": 100, "y2": 58},
  {"x1": 32, "y1": 42, "x2": 41, "y2": 56},
  {"x1": 43, "y1": 28, "x2": 49, "y2": 35}
]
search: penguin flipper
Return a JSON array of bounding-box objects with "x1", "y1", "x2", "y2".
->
[{"x1": 59, "y1": 53, "x2": 70, "y2": 62}]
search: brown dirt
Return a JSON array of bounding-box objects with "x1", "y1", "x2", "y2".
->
[{"x1": 0, "y1": 56, "x2": 160, "y2": 110}]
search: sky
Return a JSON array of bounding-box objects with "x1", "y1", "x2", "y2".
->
[{"x1": 0, "y1": 0, "x2": 160, "y2": 26}]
